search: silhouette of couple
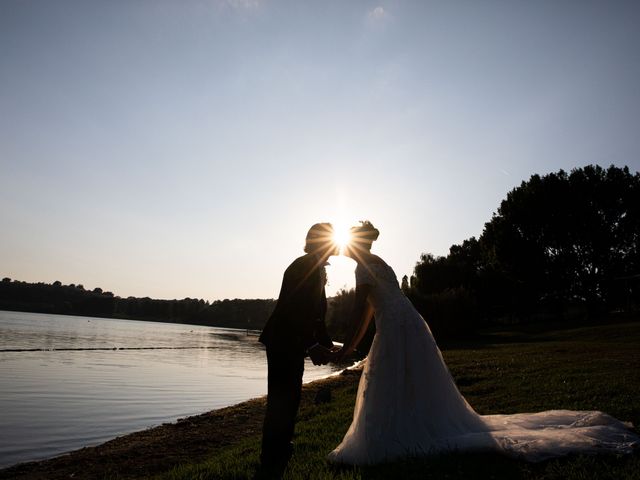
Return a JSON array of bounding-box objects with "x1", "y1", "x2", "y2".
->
[{"x1": 258, "y1": 222, "x2": 638, "y2": 475}]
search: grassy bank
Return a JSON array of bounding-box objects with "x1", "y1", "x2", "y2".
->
[
  {"x1": 160, "y1": 321, "x2": 640, "y2": 480},
  {"x1": 1, "y1": 321, "x2": 638, "y2": 480}
]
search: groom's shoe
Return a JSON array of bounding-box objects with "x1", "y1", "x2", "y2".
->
[
  {"x1": 256, "y1": 459, "x2": 287, "y2": 479},
  {"x1": 285, "y1": 441, "x2": 294, "y2": 461},
  {"x1": 258, "y1": 443, "x2": 293, "y2": 478}
]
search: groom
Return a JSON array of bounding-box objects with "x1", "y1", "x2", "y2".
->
[{"x1": 258, "y1": 223, "x2": 338, "y2": 472}]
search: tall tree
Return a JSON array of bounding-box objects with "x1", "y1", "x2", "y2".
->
[{"x1": 411, "y1": 165, "x2": 640, "y2": 324}]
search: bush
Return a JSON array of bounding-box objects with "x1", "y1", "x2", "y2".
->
[{"x1": 409, "y1": 287, "x2": 478, "y2": 340}]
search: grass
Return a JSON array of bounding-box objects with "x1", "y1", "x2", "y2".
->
[{"x1": 156, "y1": 321, "x2": 640, "y2": 480}]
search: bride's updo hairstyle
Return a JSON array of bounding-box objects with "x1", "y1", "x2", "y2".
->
[{"x1": 349, "y1": 220, "x2": 379, "y2": 252}]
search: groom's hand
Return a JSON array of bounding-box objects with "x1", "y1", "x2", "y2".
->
[{"x1": 308, "y1": 344, "x2": 331, "y2": 365}]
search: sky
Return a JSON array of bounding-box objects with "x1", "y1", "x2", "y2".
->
[{"x1": 1, "y1": 0, "x2": 639, "y2": 301}]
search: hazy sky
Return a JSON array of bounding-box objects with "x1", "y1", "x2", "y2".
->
[{"x1": 2, "y1": 0, "x2": 639, "y2": 301}]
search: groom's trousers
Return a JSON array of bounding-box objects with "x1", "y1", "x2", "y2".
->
[{"x1": 260, "y1": 347, "x2": 304, "y2": 467}]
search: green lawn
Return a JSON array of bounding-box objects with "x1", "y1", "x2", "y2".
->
[{"x1": 157, "y1": 321, "x2": 640, "y2": 480}]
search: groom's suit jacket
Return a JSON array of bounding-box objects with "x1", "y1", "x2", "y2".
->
[{"x1": 259, "y1": 253, "x2": 333, "y2": 354}]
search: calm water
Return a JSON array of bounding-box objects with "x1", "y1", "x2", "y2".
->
[{"x1": 0, "y1": 310, "x2": 343, "y2": 468}]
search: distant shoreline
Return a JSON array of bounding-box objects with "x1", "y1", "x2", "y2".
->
[{"x1": 0, "y1": 278, "x2": 277, "y2": 332}]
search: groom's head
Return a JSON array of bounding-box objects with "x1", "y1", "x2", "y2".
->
[{"x1": 304, "y1": 223, "x2": 338, "y2": 256}]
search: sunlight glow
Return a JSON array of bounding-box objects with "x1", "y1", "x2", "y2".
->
[
  {"x1": 326, "y1": 216, "x2": 357, "y2": 294},
  {"x1": 332, "y1": 222, "x2": 352, "y2": 251}
]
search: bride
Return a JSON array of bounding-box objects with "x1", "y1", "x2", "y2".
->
[{"x1": 328, "y1": 221, "x2": 639, "y2": 465}]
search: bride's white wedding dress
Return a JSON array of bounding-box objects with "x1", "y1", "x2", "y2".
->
[{"x1": 328, "y1": 262, "x2": 639, "y2": 465}]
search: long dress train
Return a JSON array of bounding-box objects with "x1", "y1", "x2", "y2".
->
[{"x1": 328, "y1": 262, "x2": 639, "y2": 465}]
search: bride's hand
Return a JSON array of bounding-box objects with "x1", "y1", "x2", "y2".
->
[{"x1": 329, "y1": 347, "x2": 345, "y2": 362}]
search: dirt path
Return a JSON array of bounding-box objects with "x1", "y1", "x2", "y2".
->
[{"x1": 0, "y1": 370, "x2": 361, "y2": 480}]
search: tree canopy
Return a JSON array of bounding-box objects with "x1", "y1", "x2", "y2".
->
[{"x1": 409, "y1": 165, "x2": 640, "y2": 333}]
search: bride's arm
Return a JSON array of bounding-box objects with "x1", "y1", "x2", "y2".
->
[{"x1": 338, "y1": 284, "x2": 374, "y2": 358}]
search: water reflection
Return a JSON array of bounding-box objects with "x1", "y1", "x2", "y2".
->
[{"x1": 0, "y1": 311, "x2": 344, "y2": 468}]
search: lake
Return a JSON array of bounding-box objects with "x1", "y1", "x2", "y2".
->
[{"x1": 0, "y1": 310, "x2": 344, "y2": 468}]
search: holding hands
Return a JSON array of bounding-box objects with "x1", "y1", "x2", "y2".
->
[
  {"x1": 307, "y1": 344, "x2": 333, "y2": 366},
  {"x1": 308, "y1": 344, "x2": 345, "y2": 365},
  {"x1": 328, "y1": 346, "x2": 345, "y2": 363}
]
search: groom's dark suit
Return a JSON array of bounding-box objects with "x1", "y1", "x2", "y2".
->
[{"x1": 259, "y1": 252, "x2": 333, "y2": 467}]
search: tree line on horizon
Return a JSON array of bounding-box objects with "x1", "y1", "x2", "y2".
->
[
  {"x1": 1, "y1": 165, "x2": 638, "y2": 347},
  {"x1": 402, "y1": 164, "x2": 640, "y2": 339},
  {"x1": 0, "y1": 278, "x2": 277, "y2": 329}
]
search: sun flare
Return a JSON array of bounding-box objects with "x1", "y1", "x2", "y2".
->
[{"x1": 332, "y1": 223, "x2": 352, "y2": 251}]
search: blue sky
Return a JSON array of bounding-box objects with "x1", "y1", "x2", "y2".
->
[{"x1": 1, "y1": 0, "x2": 639, "y2": 300}]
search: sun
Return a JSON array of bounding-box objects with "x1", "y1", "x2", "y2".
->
[{"x1": 332, "y1": 223, "x2": 352, "y2": 250}]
